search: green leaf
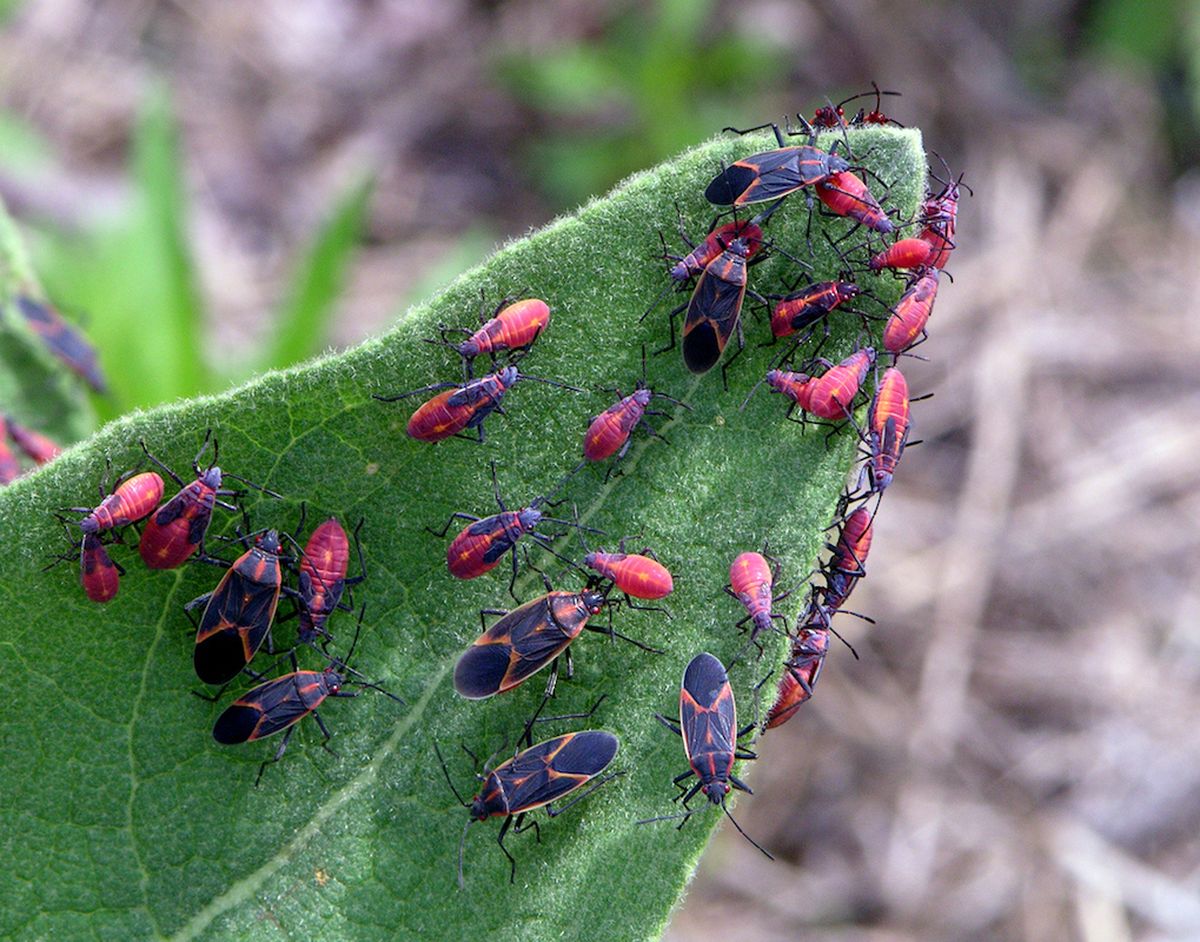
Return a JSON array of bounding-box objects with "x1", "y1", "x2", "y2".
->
[
  {"x1": 263, "y1": 175, "x2": 374, "y2": 372},
  {"x1": 0, "y1": 127, "x2": 925, "y2": 941}
]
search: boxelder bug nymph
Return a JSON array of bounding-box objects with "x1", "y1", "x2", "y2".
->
[
  {"x1": 432, "y1": 297, "x2": 551, "y2": 376},
  {"x1": 810, "y1": 83, "x2": 902, "y2": 131},
  {"x1": 584, "y1": 544, "x2": 674, "y2": 601},
  {"x1": 65, "y1": 469, "x2": 165, "y2": 536},
  {"x1": 14, "y1": 295, "x2": 108, "y2": 393},
  {"x1": 376, "y1": 365, "x2": 579, "y2": 444},
  {"x1": 138, "y1": 433, "x2": 275, "y2": 569},
  {"x1": 213, "y1": 615, "x2": 404, "y2": 786},
  {"x1": 869, "y1": 237, "x2": 937, "y2": 273},
  {"x1": 438, "y1": 730, "x2": 620, "y2": 887},
  {"x1": 917, "y1": 155, "x2": 969, "y2": 270},
  {"x1": 829, "y1": 505, "x2": 874, "y2": 580},
  {"x1": 727, "y1": 551, "x2": 793, "y2": 651},
  {"x1": 764, "y1": 622, "x2": 831, "y2": 730},
  {"x1": 772, "y1": 347, "x2": 876, "y2": 423},
  {"x1": 640, "y1": 652, "x2": 772, "y2": 858},
  {"x1": 705, "y1": 117, "x2": 852, "y2": 207},
  {"x1": 768, "y1": 280, "x2": 862, "y2": 340},
  {"x1": 44, "y1": 528, "x2": 125, "y2": 604},
  {"x1": 294, "y1": 517, "x2": 365, "y2": 647},
  {"x1": 5, "y1": 415, "x2": 61, "y2": 466},
  {"x1": 665, "y1": 217, "x2": 765, "y2": 284},
  {"x1": 188, "y1": 528, "x2": 294, "y2": 685},
  {"x1": 583, "y1": 349, "x2": 689, "y2": 463},
  {"x1": 883, "y1": 268, "x2": 939, "y2": 356},
  {"x1": 815, "y1": 171, "x2": 894, "y2": 234},
  {"x1": 435, "y1": 461, "x2": 589, "y2": 600},
  {"x1": 866, "y1": 367, "x2": 912, "y2": 493},
  {"x1": 0, "y1": 416, "x2": 19, "y2": 484}
]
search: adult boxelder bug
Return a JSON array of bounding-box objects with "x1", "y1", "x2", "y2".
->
[
  {"x1": 768, "y1": 280, "x2": 862, "y2": 340},
  {"x1": 705, "y1": 117, "x2": 852, "y2": 207},
  {"x1": 868, "y1": 237, "x2": 937, "y2": 273},
  {"x1": 14, "y1": 295, "x2": 108, "y2": 393},
  {"x1": 641, "y1": 652, "x2": 772, "y2": 857},
  {"x1": 438, "y1": 730, "x2": 620, "y2": 887},
  {"x1": 65, "y1": 469, "x2": 165, "y2": 536},
  {"x1": 815, "y1": 171, "x2": 894, "y2": 234},
  {"x1": 0, "y1": 416, "x2": 19, "y2": 484},
  {"x1": 764, "y1": 623, "x2": 831, "y2": 730},
  {"x1": 376, "y1": 365, "x2": 578, "y2": 444},
  {"x1": 213, "y1": 615, "x2": 404, "y2": 785},
  {"x1": 188, "y1": 528, "x2": 293, "y2": 685},
  {"x1": 436, "y1": 461, "x2": 589, "y2": 600},
  {"x1": 138, "y1": 433, "x2": 274, "y2": 569},
  {"x1": 883, "y1": 268, "x2": 939, "y2": 356},
  {"x1": 453, "y1": 577, "x2": 659, "y2": 701},
  {"x1": 295, "y1": 517, "x2": 365, "y2": 646},
  {"x1": 433, "y1": 297, "x2": 551, "y2": 376},
  {"x1": 5, "y1": 415, "x2": 62, "y2": 465},
  {"x1": 673, "y1": 237, "x2": 759, "y2": 377},
  {"x1": 866, "y1": 367, "x2": 912, "y2": 493}
]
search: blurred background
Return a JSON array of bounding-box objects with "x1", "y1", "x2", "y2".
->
[{"x1": 2, "y1": 0, "x2": 1200, "y2": 939}]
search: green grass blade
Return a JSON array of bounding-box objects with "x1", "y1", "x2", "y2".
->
[
  {"x1": 0, "y1": 127, "x2": 924, "y2": 941},
  {"x1": 262, "y1": 175, "x2": 374, "y2": 371}
]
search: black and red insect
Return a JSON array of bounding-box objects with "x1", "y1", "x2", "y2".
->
[
  {"x1": 438, "y1": 730, "x2": 620, "y2": 886},
  {"x1": 213, "y1": 617, "x2": 404, "y2": 785},
  {"x1": 883, "y1": 268, "x2": 939, "y2": 356},
  {"x1": 704, "y1": 117, "x2": 852, "y2": 207},
  {"x1": 435, "y1": 461, "x2": 587, "y2": 600},
  {"x1": 138, "y1": 434, "x2": 272, "y2": 570},
  {"x1": 764, "y1": 347, "x2": 876, "y2": 423},
  {"x1": 44, "y1": 527, "x2": 125, "y2": 604},
  {"x1": 66, "y1": 469, "x2": 165, "y2": 537},
  {"x1": 584, "y1": 543, "x2": 674, "y2": 601},
  {"x1": 14, "y1": 295, "x2": 108, "y2": 393},
  {"x1": 727, "y1": 551, "x2": 793, "y2": 648},
  {"x1": 641, "y1": 652, "x2": 772, "y2": 857},
  {"x1": 814, "y1": 171, "x2": 894, "y2": 234},
  {"x1": 188, "y1": 528, "x2": 292, "y2": 686},
  {"x1": 917, "y1": 155, "x2": 970, "y2": 270},
  {"x1": 768, "y1": 279, "x2": 863, "y2": 340},
  {"x1": 5, "y1": 415, "x2": 61, "y2": 466},
  {"x1": 295, "y1": 517, "x2": 365, "y2": 646},
  {"x1": 865, "y1": 366, "x2": 912, "y2": 494},
  {"x1": 583, "y1": 350, "x2": 689, "y2": 463},
  {"x1": 453, "y1": 574, "x2": 658, "y2": 702},
  {"x1": 432, "y1": 297, "x2": 551, "y2": 376},
  {"x1": 764, "y1": 622, "x2": 831, "y2": 730},
  {"x1": 810, "y1": 83, "x2": 902, "y2": 131},
  {"x1": 376, "y1": 366, "x2": 578, "y2": 444},
  {"x1": 868, "y1": 237, "x2": 937, "y2": 273}
]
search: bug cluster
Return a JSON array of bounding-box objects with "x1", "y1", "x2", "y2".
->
[
  {"x1": 387, "y1": 88, "x2": 966, "y2": 884},
  {"x1": 48, "y1": 432, "x2": 404, "y2": 784}
]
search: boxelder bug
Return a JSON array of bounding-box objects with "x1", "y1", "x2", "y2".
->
[
  {"x1": 435, "y1": 461, "x2": 589, "y2": 600},
  {"x1": 665, "y1": 217, "x2": 765, "y2": 284},
  {"x1": 764, "y1": 623, "x2": 831, "y2": 730},
  {"x1": 14, "y1": 295, "x2": 108, "y2": 393},
  {"x1": 454, "y1": 574, "x2": 660, "y2": 701},
  {"x1": 0, "y1": 416, "x2": 19, "y2": 484},
  {"x1": 438, "y1": 730, "x2": 620, "y2": 887},
  {"x1": 674, "y1": 237, "x2": 759, "y2": 377},
  {"x1": 583, "y1": 349, "x2": 689, "y2": 463},
  {"x1": 65, "y1": 469, "x2": 165, "y2": 536},
  {"x1": 5, "y1": 415, "x2": 61, "y2": 465},
  {"x1": 768, "y1": 280, "x2": 862, "y2": 340},
  {"x1": 188, "y1": 528, "x2": 293, "y2": 685},
  {"x1": 640, "y1": 652, "x2": 772, "y2": 858},
  {"x1": 584, "y1": 544, "x2": 674, "y2": 601},
  {"x1": 810, "y1": 83, "x2": 902, "y2": 130},
  {"x1": 432, "y1": 297, "x2": 551, "y2": 375},
  {"x1": 727, "y1": 550, "x2": 793, "y2": 650},
  {"x1": 866, "y1": 367, "x2": 912, "y2": 493},
  {"x1": 883, "y1": 268, "x2": 939, "y2": 356},
  {"x1": 376, "y1": 365, "x2": 579, "y2": 444},
  {"x1": 295, "y1": 517, "x2": 365, "y2": 646},
  {"x1": 768, "y1": 347, "x2": 876, "y2": 422},
  {"x1": 44, "y1": 527, "x2": 125, "y2": 604},
  {"x1": 869, "y1": 237, "x2": 937, "y2": 273},
  {"x1": 138, "y1": 433, "x2": 276, "y2": 569},
  {"x1": 705, "y1": 117, "x2": 852, "y2": 207},
  {"x1": 815, "y1": 171, "x2": 893, "y2": 234},
  {"x1": 917, "y1": 154, "x2": 969, "y2": 270},
  {"x1": 829, "y1": 505, "x2": 874, "y2": 579},
  {"x1": 213, "y1": 613, "x2": 404, "y2": 785}
]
